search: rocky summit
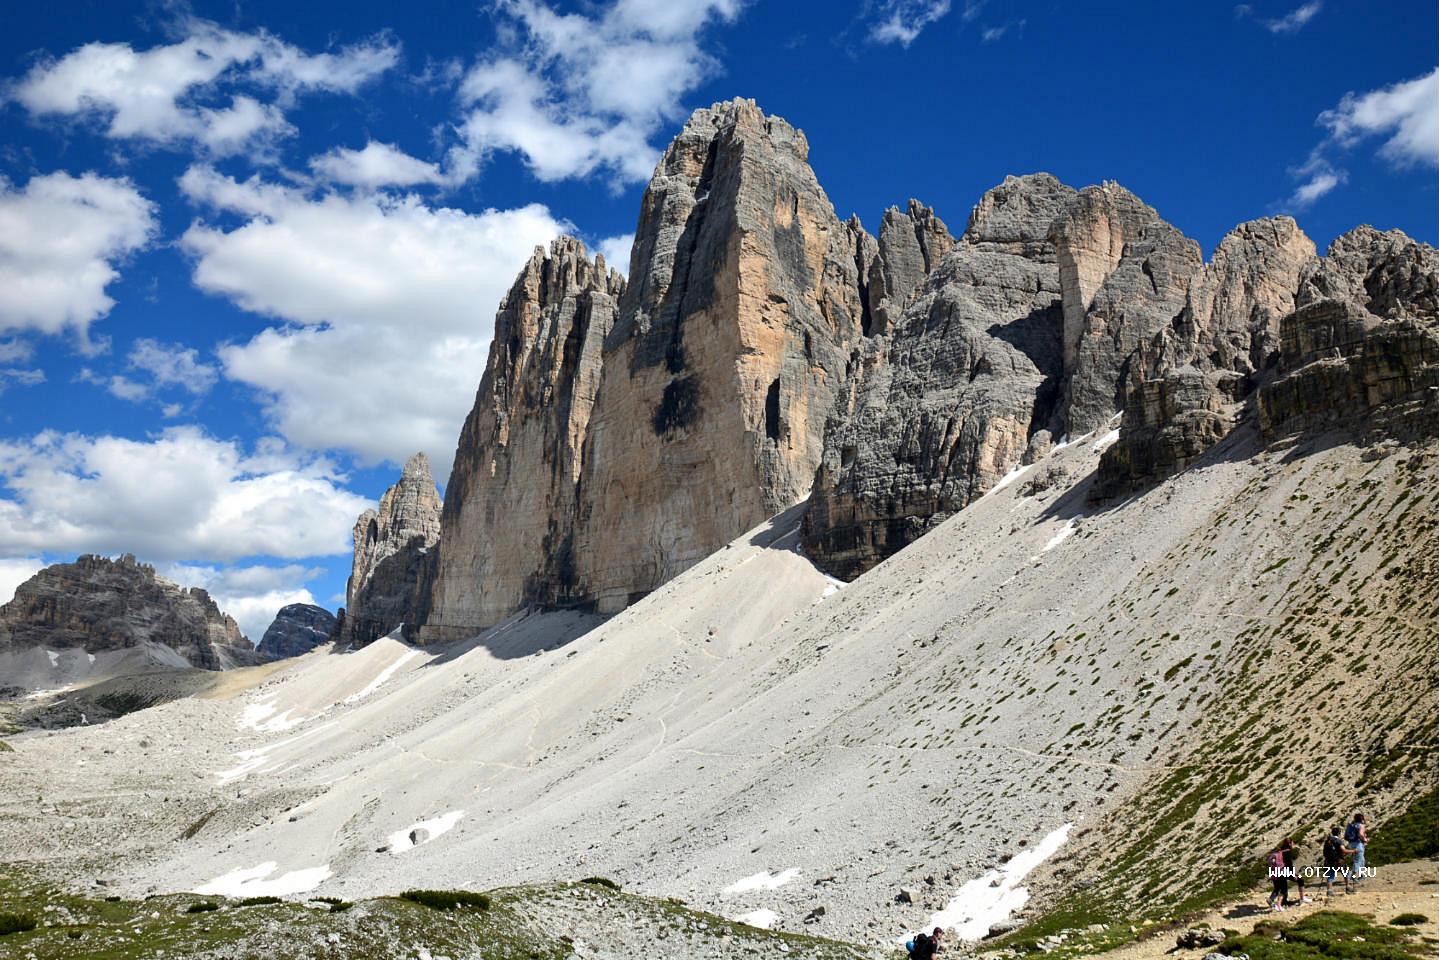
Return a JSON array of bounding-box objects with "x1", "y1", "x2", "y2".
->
[
  {"x1": 255, "y1": 603, "x2": 337, "y2": 661},
  {"x1": 0, "y1": 554, "x2": 260, "y2": 687},
  {"x1": 344, "y1": 451, "x2": 442, "y2": 645}
]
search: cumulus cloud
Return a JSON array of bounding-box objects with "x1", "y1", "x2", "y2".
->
[
  {"x1": 309, "y1": 141, "x2": 449, "y2": 189},
  {"x1": 0, "y1": 171, "x2": 156, "y2": 345},
  {"x1": 1319, "y1": 66, "x2": 1439, "y2": 169},
  {"x1": 1282, "y1": 66, "x2": 1438, "y2": 209},
  {"x1": 161, "y1": 561, "x2": 323, "y2": 641},
  {"x1": 79, "y1": 338, "x2": 220, "y2": 406},
  {"x1": 9, "y1": 18, "x2": 398, "y2": 157},
  {"x1": 0, "y1": 556, "x2": 45, "y2": 606},
  {"x1": 453, "y1": 0, "x2": 744, "y2": 184},
  {"x1": 0, "y1": 428, "x2": 371, "y2": 563},
  {"x1": 177, "y1": 166, "x2": 568, "y2": 473},
  {"x1": 598, "y1": 232, "x2": 635, "y2": 276},
  {"x1": 868, "y1": 1, "x2": 952, "y2": 46}
]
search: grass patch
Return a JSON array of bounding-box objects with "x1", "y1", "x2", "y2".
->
[
  {"x1": 0, "y1": 740, "x2": 13, "y2": 752},
  {"x1": 1217, "y1": 910, "x2": 1426, "y2": 960},
  {"x1": 237, "y1": 895, "x2": 281, "y2": 907},
  {"x1": 395, "y1": 889, "x2": 491, "y2": 911},
  {"x1": 579, "y1": 877, "x2": 621, "y2": 891},
  {"x1": 0, "y1": 911, "x2": 38, "y2": 935},
  {"x1": 1368, "y1": 788, "x2": 1439, "y2": 866},
  {"x1": 185, "y1": 901, "x2": 220, "y2": 913},
  {"x1": 1389, "y1": 913, "x2": 1428, "y2": 926}
]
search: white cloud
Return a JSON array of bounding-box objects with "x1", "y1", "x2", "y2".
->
[
  {"x1": 0, "y1": 556, "x2": 45, "y2": 606},
  {"x1": 0, "y1": 368, "x2": 45, "y2": 393},
  {"x1": 0, "y1": 171, "x2": 156, "y2": 345},
  {"x1": 309, "y1": 141, "x2": 447, "y2": 189},
  {"x1": 981, "y1": 19, "x2": 1025, "y2": 42},
  {"x1": 454, "y1": 0, "x2": 744, "y2": 185},
  {"x1": 868, "y1": 1, "x2": 952, "y2": 46},
  {"x1": 0, "y1": 428, "x2": 371, "y2": 563},
  {"x1": 128, "y1": 338, "x2": 219, "y2": 394},
  {"x1": 1289, "y1": 169, "x2": 1345, "y2": 207},
  {"x1": 1319, "y1": 66, "x2": 1439, "y2": 169},
  {"x1": 1263, "y1": 1, "x2": 1322, "y2": 33},
  {"x1": 598, "y1": 232, "x2": 635, "y2": 276},
  {"x1": 178, "y1": 166, "x2": 569, "y2": 473},
  {"x1": 161, "y1": 561, "x2": 322, "y2": 641},
  {"x1": 9, "y1": 19, "x2": 397, "y2": 158}
]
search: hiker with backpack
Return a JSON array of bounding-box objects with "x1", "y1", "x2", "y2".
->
[
  {"x1": 1322, "y1": 826, "x2": 1355, "y2": 899},
  {"x1": 1280, "y1": 837, "x2": 1310, "y2": 905},
  {"x1": 1345, "y1": 814, "x2": 1368, "y2": 884},
  {"x1": 906, "y1": 926, "x2": 945, "y2": 959},
  {"x1": 1266, "y1": 843, "x2": 1289, "y2": 911}
]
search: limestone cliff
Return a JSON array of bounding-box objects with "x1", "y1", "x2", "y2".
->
[
  {"x1": 0, "y1": 554, "x2": 257, "y2": 670},
  {"x1": 256, "y1": 603, "x2": 336, "y2": 660},
  {"x1": 424, "y1": 98, "x2": 870, "y2": 638},
  {"x1": 424, "y1": 239, "x2": 622, "y2": 636},
  {"x1": 802, "y1": 174, "x2": 1075, "y2": 578},
  {"x1": 345, "y1": 452, "x2": 442, "y2": 646}
]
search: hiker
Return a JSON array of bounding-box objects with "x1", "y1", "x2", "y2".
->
[
  {"x1": 907, "y1": 928, "x2": 938, "y2": 959},
  {"x1": 1322, "y1": 826, "x2": 1355, "y2": 899},
  {"x1": 1266, "y1": 843, "x2": 1288, "y2": 911},
  {"x1": 1281, "y1": 837, "x2": 1310, "y2": 905},
  {"x1": 1345, "y1": 813, "x2": 1369, "y2": 883},
  {"x1": 931, "y1": 927, "x2": 946, "y2": 955}
]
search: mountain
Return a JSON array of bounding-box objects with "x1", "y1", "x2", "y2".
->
[
  {"x1": 0, "y1": 554, "x2": 260, "y2": 690},
  {"x1": 255, "y1": 603, "x2": 337, "y2": 660},
  {"x1": 343, "y1": 452, "x2": 442, "y2": 645}
]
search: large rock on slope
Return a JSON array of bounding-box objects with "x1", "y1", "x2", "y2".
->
[
  {"x1": 0, "y1": 554, "x2": 257, "y2": 671},
  {"x1": 424, "y1": 239, "x2": 623, "y2": 635},
  {"x1": 1091, "y1": 217, "x2": 1315, "y2": 500},
  {"x1": 424, "y1": 98, "x2": 871, "y2": 638},
  {"x1": 802, "y1": 174, "x2": 1076, "y2": 578},
  {"x1": 346, "y1": 453, "x2": 442, "y2": 646},
  {"x1": 256, "y1": 603, "x2": 336, "y2": 660},
  {"x1": 1258, "y1": 227, "x2": 1439, "y2": 438}
]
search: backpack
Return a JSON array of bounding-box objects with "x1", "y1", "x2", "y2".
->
[
  {"x1": 909, "y1": 933, "x2": 932, "y2": 959},
  {"x1": 1344, "y1": 822, "x2": 1361, "y2": 844},
  {"x1": 1324, "y1": 836, "x2": 1343, "y2": 861},
  {"x1": 1267, "y1": 850, "x2": 1285, "y2": 873}
]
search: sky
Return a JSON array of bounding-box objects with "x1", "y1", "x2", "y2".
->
[{"x1": 0, "y1": 0, "x2": 1435, "y2": 640}]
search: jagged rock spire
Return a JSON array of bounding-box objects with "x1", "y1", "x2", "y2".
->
[{"x1": 345, "y1": 451, "x2": 442, "y2": 646}]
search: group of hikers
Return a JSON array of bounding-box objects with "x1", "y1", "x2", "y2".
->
[{"x1": 1267, "y1": 813, "x2": 1371, "y2": 911}]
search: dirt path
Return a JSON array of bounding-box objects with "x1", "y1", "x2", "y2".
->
[{"x1": 1090, "y1": 859, "x2": 1439, "y2": 959}]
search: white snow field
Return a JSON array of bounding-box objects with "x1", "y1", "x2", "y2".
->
[{"x1": 2, "y1": 425, "x2": 1435, "y2": 945}]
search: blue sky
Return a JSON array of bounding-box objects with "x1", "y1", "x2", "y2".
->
[{"x1": 0, "y1": 0, "x2": 1435, "y2": 639}]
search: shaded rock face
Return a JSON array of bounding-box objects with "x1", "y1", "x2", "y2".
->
[
  {"x1": 1049, "y1": 183, "x2": 1204, "y2": 436},
  {"x1": 1258, "y1": 228, "x2": 1439, "y2": 439},
  {"x1": 0, "y1": 555, "x2": 256, "y2": 670},
  {"x1": 425, "y1": 239, "x2": 623, "y2": 636},
  {"x1": 1092, "y1": 218, "x2": 1315, "y2": 501},
  {"x1": 346, "y1": 452, "x2": 442, "y2": 646},
  {"x1": 256, "y1": 603, "x2": 336, "y2": 660},
  {"x1": 864, "y1": 200, "x2": 956, "y2": 334},
  {"x1": 802, "y1": 174, "x2": 1077, "y2": 579},
  {"x1": 425, "y1": 98, "x2": 870, "y2": 638}
]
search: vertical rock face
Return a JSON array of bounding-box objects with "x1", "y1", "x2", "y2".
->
[
  {"x1": 424, "y1": 239, "x2": 622, "y2": 637},
  {"x1": 802, "y1": 174, "x2": 1076, "y2": 578},
  {"x1": 256, "y1": 603, "x2": 336, "y2": 660},
  {"x1": 1258, "y1": 227, "x2": 1439, "y2": 438},
  {"x1": 573, "y1": 98, "x2": 867, "y2": 615},
  {"x1": 346, "y1": 452, "x2": 442, "y2": 646},
  {"x1": 0, "y1": 555, "x2": 256, "y2": 670},
  {"x1": 1050, "y1": 183, "x2": 1204, "y2": 435},
  {"x1": 1092, "y1": 218, "x2": 1315, "y2": 501},
  {"x1": 865, "y1": 200, "x2": 955, "y2": 334}
]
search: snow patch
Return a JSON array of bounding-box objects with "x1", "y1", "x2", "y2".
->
[
  {"x1": 194, "y1": 861, "x2": 331, "y2": 897},
  {"x1": 1093, "y1": 428, "x2": 1121, "y2": 453},
  {"x1": 983, "y1": 462, "x2": 1033, "y2": 499},
  {"x1": 87, "y1": 653, "x2": 96, "y2": 664},
  {"x1": 215, "y1": 722, "x2": 338, "y2": 784},
  {"x1": 723, "y1": 868, "x2": 800, "y2": 895},
  {"x1": 733, "y1": 908, "x2": 778, "y2": 929},
  {"x1": 46, "y1": 649, "x2": 58, "y2": 667},
  {"x1": 238, "y1": 694, "x2": 315, "y2": 733},
  {"x1": 1041, "y1": 518, "x2": 1078, "y2": 553},
  {"x1": 387, "y1": 810, "x2": 465, "y2": 853},
  {"x1": 343, "y1": 649, "x2": 420, "y2": 704},
  {"x1": 918, "y1": 823, "x2": 1071, "y2": 942}
]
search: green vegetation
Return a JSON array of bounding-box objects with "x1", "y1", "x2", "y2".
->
[
  {"x1": 396, "y1": 889, "x2": 492, "y2": 911},
  {"x1": 185, "y1": 901, "x2": 220, "y2": 913},
  {"x1": 0, "y1": 740, "x2": 13, "y2": 752},
  {"x1": 0, "y1": 911, "x2": 38, "y2": 935},
  {"x1": 579, "y1": 877, "x2": 621, "y2": 891},
  {"x1": 1368, "y1": 788, "x2": 1439, "y2": 865},
  {"x1": 1217, "y1": 910, "x2": 1431, "y2": 960},
  {"x1": 237, "y1": 896, "x2": 281, "y2": 907},
  {"x1": 1389, "y1": 913, "x2": 1428, "y2": 927}
]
